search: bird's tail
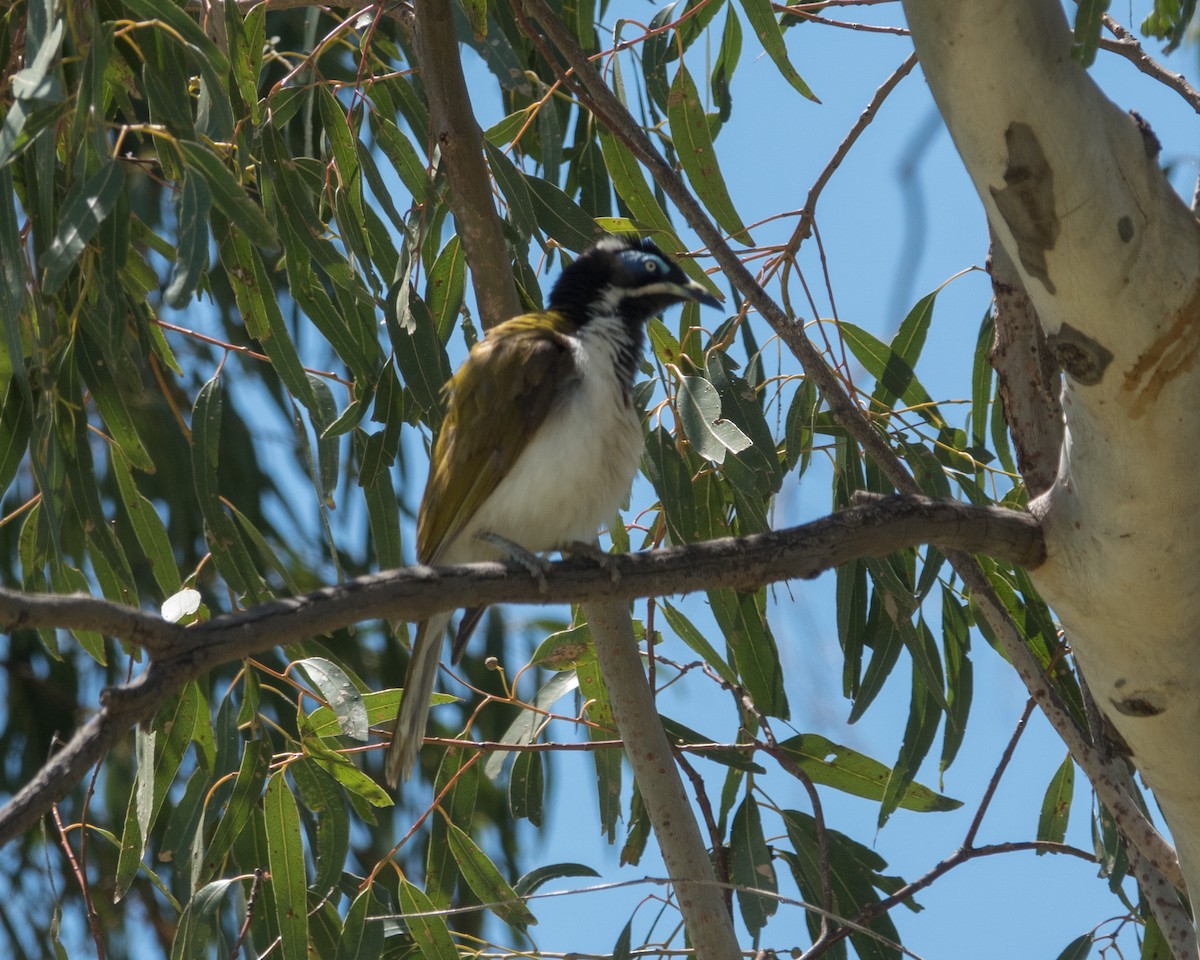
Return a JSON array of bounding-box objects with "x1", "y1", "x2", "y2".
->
[{"x1": 385, "y1": 612, "x2": 451, "y2": 788}]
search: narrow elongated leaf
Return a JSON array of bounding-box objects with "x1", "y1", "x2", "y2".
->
[
  {"x1": 1038, "y1": 753, "x2": 1075, "y2": 851},
  {"x1": 123, "y1": 0, "x2": 229, "y2": 74},
  {"x1": 879, "y1": 662, "x2": 942, "y2": 828},
  {"x1": 426, "y1": 746, "x2": 481, "y2": 907},
  {"x1": 737, "y1": 0, "x2": 819, "y2": 101},
  {"x1": 513, "y1": 862, "x2": 600, "y2": 897},
  {"x1": 731, "y1": 795, "x2": 777, "y2": 934},
  {"x1": 1055, "y1": 933, "x2": 1093, "y2": 960},
  {"x1": 667, "y1": 64, "x2": 749, "y2": 242},
  {"x1": 42, "y1": 159, "x2": 125, "y2": 292},
  {"x1": 661, "y1": 601, "x2": 737, "y2": 686},
  {"x1": 841, "y1": 321, "x2": 945, "y2": 427},
  {"x1": 778, "y1": 734, "x2": 960, "y2": 811},
  {"x1": 398, "y1": 881, "x2": 458, "y2": 960},
  {"x1": 447, "y1": 822, "x2": 537, "y2": 928},
  {"x1": 111, "y1": 447, "x2": 180, "y2": 596},
  {"x1": 264, "y1": 773, "x2": 308, "y2": 960},
  {"x1": 509, "y1": 750, "x2": 544, "y2": 825},
  {"x1": 165, "y1": 170, "x2": 211, "y2": 307},
  {"x1": 709, "y1": 588, "x2": 788, "y2": 719},
  {"x1": 290, "y1": 758, "x2": 350, "y2": 897},
  {"x1": 426, "y1": 236, "x2": 466, "y2": 339},
  {"x1": 179, "y1": 141, "x2": 277, "y2": 249},
  {"x1": 524, "y1": 173, "x2": 606, "y2": 252},
  {"x1": 335, "y1": 889, "x2": 384, "y2": 960},
  {"x1": 202, "y1": 739, "x2": 268, "y2": 880}
]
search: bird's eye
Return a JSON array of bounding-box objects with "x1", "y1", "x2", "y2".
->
[{"x1": 644, "y1": 259, "x2": 659, "y2": 273}]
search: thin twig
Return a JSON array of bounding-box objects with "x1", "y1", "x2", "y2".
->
[
  {"x1": 965, "y1": 698, "x2": 1037, "y2": 848},
  {"x1": 51, "y1": 802, "x2": 105, "y2": 960},
  {"x1": 1099, "y1": 16, "x2": 1200, "y2": 114}
]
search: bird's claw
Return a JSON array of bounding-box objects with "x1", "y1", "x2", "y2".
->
[
  {"x1": 566, "y1": 539, "x2": 622, "y2": 584},
  {"x1": 478, "y1": 531, "x2": 551, "y2": 594}
]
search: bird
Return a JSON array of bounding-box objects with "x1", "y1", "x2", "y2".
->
[{"x1": 384, "y1": 234, "x2": 722, "y2": 786}]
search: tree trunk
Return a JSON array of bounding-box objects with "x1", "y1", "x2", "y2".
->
[{"x1": 903, "y1": 0, "x2": 1200, "y2": 938}]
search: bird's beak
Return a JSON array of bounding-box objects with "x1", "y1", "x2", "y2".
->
[{"x1": 677, "y1": 279, "x2": 724, "y2": 310}]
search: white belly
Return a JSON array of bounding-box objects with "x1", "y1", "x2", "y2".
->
[{"x1": 443, "y1": 320, "x2": 644, "y2": 563}]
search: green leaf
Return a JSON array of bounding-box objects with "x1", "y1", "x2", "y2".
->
[
  {"x1": 447, "y1": 821, "x2": 538, "y2": 929},
  {"x1": 513, "y1": 862, "x2": 600, "y2": 897},
  {"x1": 123, "y1": 0, "x2": 230, "y2": 75},
  {"x1": 569, "y1": 625, "x2": 622, "y2": 841},
  {"x1": 661, "y1": 601, "x2": 737, "y2": 687},
  {"x1": 0, "y1": 377, "x2": 33, "y2": 497},
  {"x1": 509, "y1": 749, "x2": 544, "y2": 825},
  {"x1": 170, "y1": 879, "x2": 240, "y2": 960},
  {"x1": 940, "y1": 589, "x2": 973, "y2": 774},
  {"x1": 1071, "y1": 0, "x2": 1109, "y2": 65},
  {"x1": 841, "y1": 320, "x2": 944, "y2": 427},
  {"x1": 737, "y1": 0, "x2": 819, "y2": 101},
  {"x1": 426, "y1": 235, "x2": 467, "y2": 340},
  {"x1": 712, "y1": 9, "x2": 743, "y2": 125},
  {"x1": 217, "y1": 227, "x2": 319, "y2": 413},
  {"x1": 426, "y1": 745, "x2": 480, "y2": 907},
  {"x1": 398, "y1": 881, "x2": 458, "y2": 960},
  {"x1": 74, "y1": 332, "x2": 154, "y2": 471},
  {"x1": 290, "y1": 758, "x2": 350, "y2": 897},
  {"x1": 264, "y1": 772, "x2": 309, "y2": 960},
  {"x1": 41, "y1": 159, "x2": 125, "y2": 293},
  {"x1": 334, "y1": 889, "x2": 384, "y2": 960},
  {"x1": 179, "y1": 141, "x2": 277, "y2": 250},
  {"x1": 667, "y1": 64, "x2": 749, "y2": 242},
  {"x1": 296, "y1": 657, "x2": 368, "y2": 741},
  {"x1": 879, "y1": 657, "x2": 943, "y2": 828},
  {"x1": 1055, "y1": 933, "x2": 1093, "y2": 960},
  {"x1": 373, "y1": 115, "x2": 433, "y2": 201},
  {"x1": 777, "y1": 734, "x2": 961, "y2": 811},
  {"x1": 524, "y1": 173, "x2": 606, "y2": 252},
  {"x1": 1038, "y1": 753, "x2": 1075, "y2": 851},
  {"x1": 643, "y1": 425, "x2": 700, "y2": 544},
  {"x1": 165, "y1": 169, "x2": 212, "y2": 308},
  {"x1": 385, "y1": 281, "x2": 453, "y2": 422},
  {"x1": 709, "y1": 588, "x2": 788, "y2": 718},
  {"x1": 731, "y1": 795, "x2": 777, "y2": 934},
  {"x1": 111, "y1": 447, "x2": 180, "y2": 597},
  {"x1": 202, "y1": 739, "x2": 269, "y2": 881},
  {"x1": 782, "y1": 810, "x2": 907, "y2": 960},
  {"x1": 676, "y1": 374, "x2": 752, "y2": 463},
  {"x1": 483, "y1": 139, "x2": 537, "y2": 238}
]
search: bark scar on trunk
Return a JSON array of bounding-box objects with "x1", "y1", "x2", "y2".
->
[
  {"x1": 990, "y1": 122, "x2": 1060, "y2": 294},
  {"x1": 1121, "y1": 272, "x2": 1200, "y2": 418}
]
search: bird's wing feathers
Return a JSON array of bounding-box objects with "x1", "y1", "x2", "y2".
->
[{"x1": 416, "y1": 314, "x2": 577, "y2": 564}]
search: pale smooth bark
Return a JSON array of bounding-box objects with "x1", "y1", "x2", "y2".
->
[{"x1": 903, "y1": 0, "x2": 1200, "y2": 946}]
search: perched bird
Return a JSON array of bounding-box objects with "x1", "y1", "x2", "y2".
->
[{"x1": 385, "y1": 234, "x2": 722, "y2": 786}]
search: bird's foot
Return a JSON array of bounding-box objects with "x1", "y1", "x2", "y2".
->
[
  {"x1": 566, "y1": 539, "x2": 621, "y2": 584},
  {"x1": 477, "y1": 531, "x2": 551, "y2": 594}
]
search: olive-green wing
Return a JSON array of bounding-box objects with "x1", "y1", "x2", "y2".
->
[{"x1": 416, "y1": 315, "x2": 576, "y2": 564}]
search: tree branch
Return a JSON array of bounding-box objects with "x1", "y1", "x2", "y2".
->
[
  {"x1": 410, "y1": 0, "x2": 521, "y2": 328},
  {"x1": 0, "y1": 497, "x2": 1041, "y2": 851}
]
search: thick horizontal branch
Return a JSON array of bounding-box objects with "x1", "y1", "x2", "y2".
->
[
  {"x1": 0, "y1": 496, "x2": 1040, "y2": 846},
  {"x1": 1, "y1": 496, "x2": 1042, "y2": 662}
]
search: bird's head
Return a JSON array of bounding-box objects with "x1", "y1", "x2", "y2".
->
[{"x1": 548, "y1": 235, "x2": 723, "y2": 328}]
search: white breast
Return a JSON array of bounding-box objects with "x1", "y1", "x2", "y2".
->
[{"x1": 443, "y1": 313, "x2": 645, "y2": 563}]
